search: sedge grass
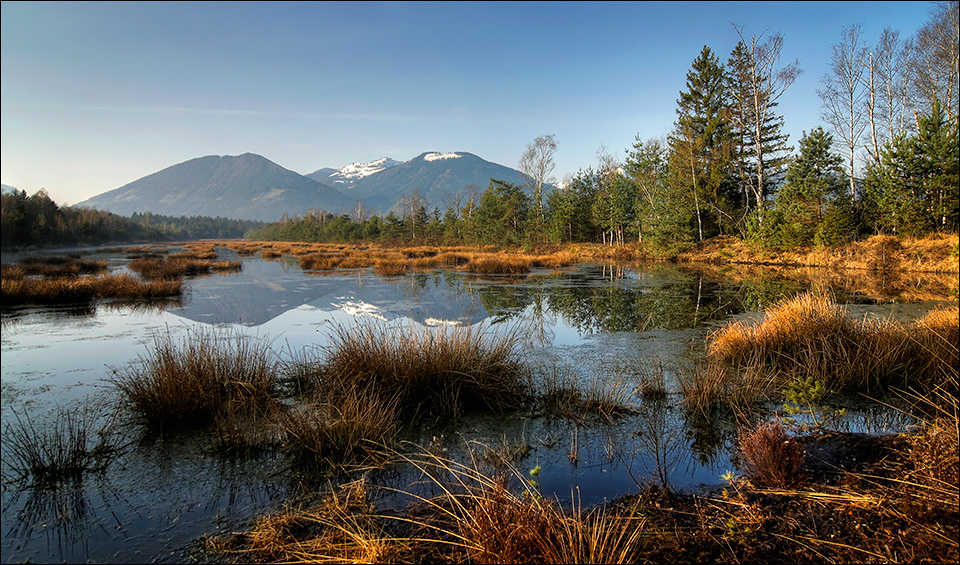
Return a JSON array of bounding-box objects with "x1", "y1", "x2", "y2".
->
[
  {"x1": 700, "y1": 291, "x2": 959, "y2": 409},
  {"x1": 2, "y1": 399, "x2": 123, "y2": 486},
  {"x1": 315, "y1": 321, "x2": 532, "y2": 421},
  {"x1": 277, "y1": 386, "x2": 400, "y2": 473},
  {"x1": 1, "y1": 272, "x2": 183, "y2": 305},
  {"x1": 108, "y1": 327, "x2": 280, "y2": 432}
]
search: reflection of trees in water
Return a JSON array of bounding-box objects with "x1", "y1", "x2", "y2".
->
[{"x1": 454, "y1": 266, "x2": 826, "y2": 337}]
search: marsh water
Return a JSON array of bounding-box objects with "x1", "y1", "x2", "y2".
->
[{"x1": 1, "y1": 244, "x2": 951, "y2": 564}]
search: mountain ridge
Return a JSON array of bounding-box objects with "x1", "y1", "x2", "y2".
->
[{"x1": 76, "y1": 151, "x2": 533, "y2": 222}]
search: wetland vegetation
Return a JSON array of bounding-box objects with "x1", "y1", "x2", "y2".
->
[{"x1": 1, "y1": 235, "x2": 956, "y2": 563}]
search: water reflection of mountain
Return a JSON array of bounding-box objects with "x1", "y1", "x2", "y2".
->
[
  {"x1": 166, "y1": 259, "x2": 810, "y2": 335},
  {"x1": 166, "y1": 260, "x2": 492, "y2": 327}
]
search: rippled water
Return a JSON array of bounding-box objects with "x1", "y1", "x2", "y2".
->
[{"x1": 1, "y1": 244, "x2": 948, "y2": 563}]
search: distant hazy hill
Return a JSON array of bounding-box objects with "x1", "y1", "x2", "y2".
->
[
  {"x1": 345, "y1": 152, "x2": 530, "y2": 213},
  {"x1": 2, "y1": 183, "x2": 19, "y2": 195},
  {"x1": 73, "y1": 151, "x2": 533, "y2": 222},
  {"x1": 76, "y1": 153, "x2": 351, "y2": 222}
]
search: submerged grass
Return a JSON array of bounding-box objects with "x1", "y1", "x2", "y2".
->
[{"x1": 2, "y1": 399, "x2": 123, "y2": 486}]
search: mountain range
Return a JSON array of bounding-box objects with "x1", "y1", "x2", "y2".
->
[{"x1": 74, "y1": 151, "x2": 532, "y2": 222}]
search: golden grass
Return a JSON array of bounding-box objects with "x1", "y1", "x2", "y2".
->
[
  {"x1": 704, "y1": 291, "x2": 959, "y2": 397},
  {"x1": 205, "y1": 448, "x2": 649, "y2": 564},
  {"x1": 1, "y1": 272, "x2": 183, "y2": 305},
  {"x1": 128, "y1": 254, "x2": 241, "y2": 279}
]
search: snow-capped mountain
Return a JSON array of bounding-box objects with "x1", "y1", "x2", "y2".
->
[{"x1": 307, "y1": 157, "x2": 401, "y2": 186}]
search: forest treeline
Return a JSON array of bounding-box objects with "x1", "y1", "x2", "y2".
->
[
  {"x1": 0, "y1": 189, "x2": 263, "y2": 249},
  {"x1": 253, "y1": 3, "x2": 958, "y2": 253},
  {"x1": 3, "y1": 3, "x2": 956, "y2": 254}
]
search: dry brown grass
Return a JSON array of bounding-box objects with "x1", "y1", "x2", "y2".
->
[
  {"x1": 314, "y1": 321, "x2": 532, "y2": 421},
  {"x1": 11, "y1": 256, "x2": 108, "y2": 277},
  {"x1": 705, "y1": 291, "x2": 959, "y2": 395},
  {"x1": 277, "y1": 386, "x2": 400, "y2": 472},
  {"x1": 205, "y1": 449, "x2": 649, "y2": 564},
  {"x1": 108, "y1": 328, "x2": 280, "y2": 432},
  {"x1": 128, "y1": 254, "x2": 241, "y2": 279},
  {"x1": 1, "y1": 272, "x2": 183, "y2": 305},
  {"x1": 459, "y1": 253, "x2": 532, "y2": 274}
]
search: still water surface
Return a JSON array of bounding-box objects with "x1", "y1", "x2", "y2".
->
[{"x1": 1, "y1": 244, "x2": 947, "y2": 563}]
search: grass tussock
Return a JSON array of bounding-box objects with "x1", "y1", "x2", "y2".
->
[
  {"x1": 128, "y1": 254, "x2": 241, "y2": 279},
  {"x1": 12, "y1": 256, "x2": 108, "y2": 277},
  {"x1": 536, "y1": 363, "x2": 637, "y2": 423},
  {"x1": 2, "y1": 400, "x2": 122, "y2": 486},
  {"x1": 277, "y1": 387, "x2": 399, "y2": 472},
  {"x1": 1, "y1": 272, "x2": 183, "y2": 305},
  {"x1": 701, "y1": 291, "x2": 959, "y2": 406},
  {"x1": 460, "y1": 253, "x2": 532, "y2": 275},
  {"x1": 316, "y1": 321, "x2": 532, "y2": 421},
  {"x1": 108, "y1": 327, "x2": 279, "y2": 431}
]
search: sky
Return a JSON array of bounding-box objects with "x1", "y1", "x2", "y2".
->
[{"x1": 1, "y1": 1, "x2": 937, "y2": 206}]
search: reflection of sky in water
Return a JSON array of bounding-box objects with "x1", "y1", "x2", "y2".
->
[{"x1": 1, "y1": 250, "x2": 949, "y2": 564}]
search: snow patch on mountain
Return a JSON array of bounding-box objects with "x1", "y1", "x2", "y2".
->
[
  {"x1": 423, "y1": 152, "x2": 462, "y2": 162},
  {"x1": 331, "y1": 157, "x2": 400, "y2": 183}
]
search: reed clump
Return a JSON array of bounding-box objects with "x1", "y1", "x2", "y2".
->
[
  {"x1": 2, "y1": 400, "x2": 122, "y2": 486},
  {"x1": 460, "y1": 254, "x2": 532, "y2": 275},
  {"x1": 13, "y1": 256, "x2": 108, "y2": 277},
  {"x1": 109, "y1": 328, "x2": 279, "y2": 431},
  {"x1": 1, "y1": 272, "x2": 182, "y2": 305},
  {"x1": 315, "y1": 321, "x2": 532, "y2": 421},
  {"x1": 704, "y1": 291, "x2": 959, "y2": 399},
  {"x1": 128, "y1": 254, "x2": 240, "y2": 279},
  {"x1": 277, "y1": 386, "x2": 399, "y2": 472}
]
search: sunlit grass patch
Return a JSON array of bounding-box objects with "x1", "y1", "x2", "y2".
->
[
  {"x1": 109, "y1": 328, "x2": 280, "y2": 432},
  {"x1": 1, "y1": 272, "x2": 183, "y2": 305},
  {"x1": 298, "y1": 252, "x2": 343, "y2": 270},
  {"x1": 460, "y1": 254, "x2": 532, "y2": 275},
  {"x1": 704, "y1": 291, "x2": 959, "y2": 395},
  {"x1": 373, "y1": 257, "x2": 410, "y2": 276}
]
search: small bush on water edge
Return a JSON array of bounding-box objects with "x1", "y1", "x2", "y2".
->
[{"x1": 738, "y1": 419, "x2": 807, "y2": 489}]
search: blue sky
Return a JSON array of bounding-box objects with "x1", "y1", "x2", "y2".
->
[{"x1": 1, "y1": 1, "x2": 935, "y2": 206}]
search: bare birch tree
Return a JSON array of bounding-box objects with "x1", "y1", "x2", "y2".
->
[
  {"x1": 731, "y1": 25, "x2": 802, "y2": 210},
  {"x1": 911, "y1": 0, "x2": 959, "y2": 121},
  {"x1": 519, "y1": 134, "x2": 558, "y2": 221},
  {"x1": 872, "y1": 27, "x2": 914, "y2": 145},
  {"x1": 819, "y1": 23, "x2": 869, "y2": 198}
]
